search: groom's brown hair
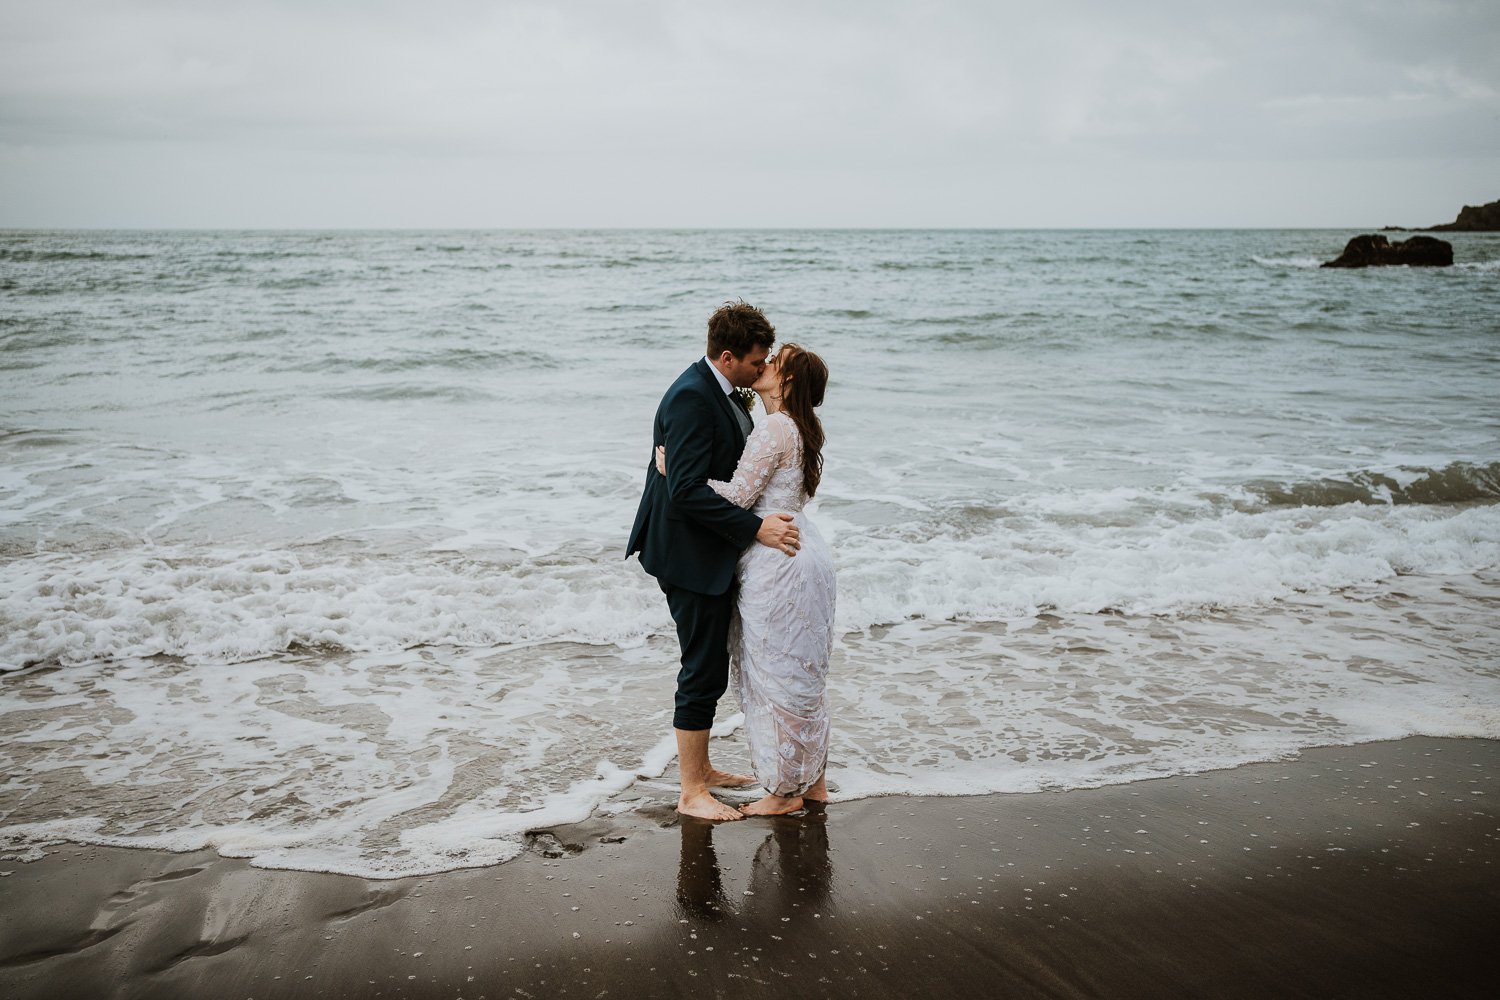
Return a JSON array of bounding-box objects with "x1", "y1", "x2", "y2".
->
[{"x1": 706, "y1": 300, "x2": 776, "y2": 358}]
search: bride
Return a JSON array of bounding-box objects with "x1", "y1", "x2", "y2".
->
[{"x1": 658, "y1": 343, "x2": 835, "y2": 816}]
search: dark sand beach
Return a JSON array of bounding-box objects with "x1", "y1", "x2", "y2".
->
[{"x1": 3, "y1": 736, "x2": 1496, "y2": 999}]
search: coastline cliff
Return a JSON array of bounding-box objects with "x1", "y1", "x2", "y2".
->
[{"x1": 1425, "y1": 199, "x2": 1500, "y2": 231}]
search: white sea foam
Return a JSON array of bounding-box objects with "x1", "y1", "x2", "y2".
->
[
  {"x1": 1253, "y1": 253, "x2": 1500, "y2": 271},
  {"x1": 0, "y1": 547, "x2": 670, "y2": 670},
  {"x1": 2, "y1": 574, "x2": 1496, "y2": 878},
  {"x1": 1250, "y1": 255, "x2": 1326, "y2": 268},
  {"x1": 4, "y1": 501, "x2": 1495, "y2": 670},
  {"x1": 0, "y1": 634, "x2": 746, "y2": 877},
  {"x1": 833, "y1": 500, "x2": 1500, "y2": 623}
]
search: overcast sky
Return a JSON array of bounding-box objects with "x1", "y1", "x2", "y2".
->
[{"x1": 2, "y1": 0, "x2": 1496, "y2": 227}]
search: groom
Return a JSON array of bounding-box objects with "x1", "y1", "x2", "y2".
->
[{"x1": 627, "y1": 301, "x2": 801, "y2": 821}]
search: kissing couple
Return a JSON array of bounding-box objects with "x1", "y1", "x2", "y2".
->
[{"x1": 627, "y1": 301, "x2": 835, "y2": 820}]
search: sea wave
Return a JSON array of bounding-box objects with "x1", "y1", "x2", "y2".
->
[
  {"x1": 1250, "y1": 255, "x2": 1325, "y2": 269},
  {"x1": 280, "y1": 347, "x2": 557, "y2": 375},
  {"x1": 0, "y1": 248, "x2": 155, "y2": 262},
  {"x1": 912, "y1": 310, "x2": 1013, "y2": 326},
  {"x1": 4, "y1": 500, "x2": 1496, "y2": 670},
  {"x1": 874, "y1": 259, "x2": 974, "y2": 271},
  {"x1": 323, "y1": 382, "x2": 497, "y2": 402},
  {"x1": 1242, "y1": 461, "x2": 1500, "y2": 508},
  {"x1": 1252, "y1": 254, "x2": 1500, "y2": 273},
  {"x1": 831, "y1": 499, "x2": 1500, "y2": 624}
]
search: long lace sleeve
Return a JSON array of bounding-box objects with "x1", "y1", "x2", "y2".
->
[{"x1": 709, "y1": 414, "x2": 798, "y2": 509}]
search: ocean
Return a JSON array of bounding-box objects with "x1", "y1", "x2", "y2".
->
[{"x1": 2, "y1": 228, "x2": 1498, "y2": 878}]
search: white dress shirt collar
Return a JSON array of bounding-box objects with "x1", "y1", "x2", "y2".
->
[{"x1": 703, "y1": 356, "x2": 735, "y2": 395}]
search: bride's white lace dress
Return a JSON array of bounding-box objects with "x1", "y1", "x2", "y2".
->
[{"x1": 709, "y1": 410, "x2": 836, "y2": 797}]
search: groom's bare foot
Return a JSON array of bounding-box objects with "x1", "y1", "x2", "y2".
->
[
  {"x1": 707, "y1": 768, "x2": 756, "y2": 788},
  {"x1": 740, "y1": 793, "x2": 804, "y2": 816},
  {"x1": 678, "y1": 790, "x2": 744, "y2": 822}
]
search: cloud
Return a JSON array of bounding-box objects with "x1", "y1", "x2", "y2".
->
[{"x1": 2, "y1": 0, "x2": 1496, "y2": 225}]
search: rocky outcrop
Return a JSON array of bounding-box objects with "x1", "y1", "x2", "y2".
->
[
  {"x1": 1322, "y1": 234, "x2": 1453, "y2": 268},
  {"x1": 1426, "y1": 199, "x2": 1500, "y2": 232}
]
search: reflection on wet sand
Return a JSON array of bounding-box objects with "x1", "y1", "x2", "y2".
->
[{"x1": 677, "y1": 803, "x2": 832, "y2": 925}]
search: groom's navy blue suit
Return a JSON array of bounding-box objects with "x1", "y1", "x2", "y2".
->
[{"x1": 627, "y1": 359, "x2": 762, "y2": 730}]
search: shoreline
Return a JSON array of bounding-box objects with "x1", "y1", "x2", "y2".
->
[{"x1": 3, "y1": 736, "x2": 1497, "y2": 999}]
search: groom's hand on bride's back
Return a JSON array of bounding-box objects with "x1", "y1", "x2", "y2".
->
[
  {"x1": 757, "y1": 514, "x2": 799, "y2": 556},
  {"x1": 655, "y1": 442, "x2": 794, "y2": 554}
]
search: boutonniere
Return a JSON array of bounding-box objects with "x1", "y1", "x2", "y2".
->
[{"x1": 736, "y1": 387, "x2": 757, "y2": 412}]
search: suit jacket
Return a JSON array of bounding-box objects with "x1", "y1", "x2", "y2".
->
[{"x1": 626, "y1": 359, "x2": 763, "y2": 595}]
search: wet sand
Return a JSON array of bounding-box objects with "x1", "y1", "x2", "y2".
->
[{"x1": 2, "y1": 736, "x2": 1497, "y2": 999}]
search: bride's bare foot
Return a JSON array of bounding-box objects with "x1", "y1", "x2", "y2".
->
[
  {"x1": 707, "y1": 768, "x2": 756, "y2": 788},
  {"x1": 740, "y1": 793, "x2": 804, "y2": 816},
  {"x1": 677, "y1": 790, "x2": 744, "y2": 822},
  {"x1": 802, "y1": 773, "x2": 829, "y2": 803}
]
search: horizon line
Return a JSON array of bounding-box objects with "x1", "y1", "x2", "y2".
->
[{"x1": 0, "y1": 224, "x2": 1462, "y2": 233}]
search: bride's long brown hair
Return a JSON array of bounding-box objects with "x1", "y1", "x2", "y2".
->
[{"x1": 774, "y1": 343, "x2": 828, "y2": 498}]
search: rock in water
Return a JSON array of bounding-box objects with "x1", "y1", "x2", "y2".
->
[
  {"x1": 1427, "y1": 199, "x2": 1500, "y2": 232},
  {"x1": 1321, "y1": 234, "x2": 1453, "y2": 268}
]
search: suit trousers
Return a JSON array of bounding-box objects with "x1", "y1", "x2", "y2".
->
[{"x1": 660, "y1": 579, "x2": 736, "y2": 731}]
